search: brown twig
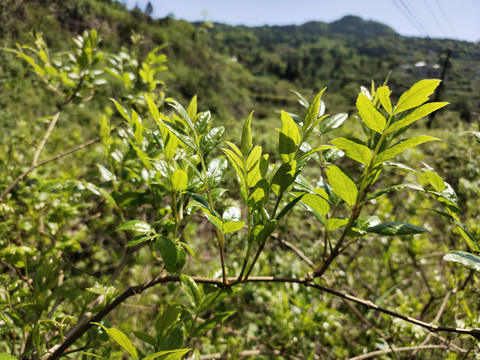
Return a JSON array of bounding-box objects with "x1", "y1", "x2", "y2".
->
[
  {"x1": 347, "y1": 344, "x2": 449, "y2": 360},
  {"x1": 41, "y1": 273, "x2": 480, "y2": 360}
]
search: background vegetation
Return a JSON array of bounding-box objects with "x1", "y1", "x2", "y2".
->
[{"x1": 1, "y1": 0, "x2": 479, "y2": 359}]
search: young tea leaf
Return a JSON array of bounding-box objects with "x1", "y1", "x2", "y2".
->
[
  {"x1": 279, "y1": 111, "x2": 300, "y2": 163},
  {"x1": 155, "y1": 236, "x2": 178, "y2": 273},
  {"x1": 180, "y1": 274, "x2": 202, "y2": 309},
  {"x1": 376, "y1": 86, "x2": 392, "y2": 114},
  {"x1": 200, "y1": 126, "x2": 225, "y2": 154},
  {"x1": 375, "y1": 136, "x2": 440, "y2": 163},
  {"x1": 356, "y1": 93, "x2": 386, "y2": 134},
  {"x1": 240, "y1": 111, "x2": 254, "y2": 156},
  {"x1": 388, "y1": 102, "x2": 448, "y2": 132},
  {"x1": 393, "y1": 79, "x2": 441, "y2": 114},
  {"x1": 330, "y1": 137, "x2": 372, "y2": 165},
  {"x1": 325, "y1": 165, "x2": 358, "y2": 207}
]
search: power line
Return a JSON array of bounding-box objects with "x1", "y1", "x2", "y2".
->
[
  {"x1": 421, "y1": 0, "x2": 449, "y2": 38},
  {"x1": 390, "y1": 0, "x2": 428, "y2": 37},
  {"x1": 433, "y1": 0, "x2": 460, "y2": 41}
]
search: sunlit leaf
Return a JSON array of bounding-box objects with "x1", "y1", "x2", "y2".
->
[
  {"x1": 330, "y1": 137, "x2": 372, "y2": 165},
  {"x1": 116, "y1": 220, "x2": 152, "y2": 234},
  {"x1": 356, "y1": 93, "x2": 386, "y2": 134},
  {"x1": 326, "y1": 165, "x2": 358, "y2": 207},
  {"x1": 444, "y1": 251, "x2": 480, "y2": 272},
  {"x1": 279, "y1": 111, "x2": 300, "y2": 162},
  {"x1": 241, "y1": 111, "x2": 254, "y2": 156},
  {"x1": 320, "y1": 113, "x2": 348, "y2": 133},
  {"x1": 393, "y1": 79, "x2": 441, "y2": 114},
  {"x1": 376, "y1": 136, "x2": 440, "y2": 163},
  {"x1": 388, "y1": 102, "x2": 448, "y2": 132},
  {"x1": 200, "y1": 126, "x2": 224, "y2": 154},
  {"x1": 143, "y1": 349, "x2": 191, "y2": 360},
  {"x1": 171, "y1": 169, "x2": 188, "y2": 192},
  {"x1": 377, "y1": 86, "x2": 392, "y2": 114},
  {"x1": 93, "y1": 323, "x2": 139, "y2": 360}
]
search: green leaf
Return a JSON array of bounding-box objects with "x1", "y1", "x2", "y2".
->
[
  {"x1": 223, "y1": 221, "x2": 246, "y2": 234},
  {"x1": 155, "y1": 304, "x2": 182, "y2": 334},
  {"x1": 187, "y1": 95, "x2": 198, "y2": 120},
  {"x1": 330, "y1": 137, "x2": 372, "y2": 165},
  {"x1": 300, "y1": 192, "x2": 330, "y2": 217},
  {"x1": 93, "y1": 323, "x2": 139, "y2": 360},
  {"x1": 320, "y1": 113, "x2": 348, "y2": 133},
  {"x1": 279, "y1": 111, "x2": 300, "y2": 163},
  {"x1": 240, "y1": 111, "x2": 254, "y2": 156},
  {"x1": 194, "y1": 111, "x2": 211, "y2": 133},
  {"x1": 375, "y1": 136, "x2": 440, "y2": 163},
  {"x1": 388, "y1": 102, "x2": 448, "y2": 132},
  {"x1": 304, "y1": 89, "x2": 325, "y2": 131},
  {"x1": 0, "y1": 353, "x2": 18, "y2": 360},
  {"x1": 222, "y1": 147, "x2": 246, "y2": 186},
  {"x1": 116, "y1": 220, "x2": 152, "y2": 234},
  {"x1": 366, "y1": 222, "x2": 429, "y2": 236},
  {"x1": 200, "y1": 126, "x2": 225, "y2": 154},
  {"x1": 327, "y1": 217, "x2": 349, "y2": 231},
  {"x1": 110, "y1": 99, "x2": 130, "y2": 122},
  {"x1": 421, "y1": 170, "x2": 446, "y2": 192},
  {"x1": 275, "y1": 195, "x2": 305, "y2": 221},
  {"x1": 167, "y1": 98, "x2": 195, "y2": 132},
  {"x1": 248, "y1": 179, "x2": 270, "y2": 209},
  {"x1": 161, "y1": 120, "x2": 198, "y2": 152},
  {"x1": 156, "y1": 236, "x2": 178, "y2": 273},
  {"x1": 132, "y1": 110, "x2": 144, "y2": 146},
  {"x1": 132, "y1": 331, "x2": 156, "y2": 347},
  {"x1": 325, "y1": 165, "x2": 358, "y2": 207},
  {"x1": 377, "y1": 86, "x2": 392, "y2": 114},
  {"x1": 143, "y1": 349, "x2": 191, "y2": 360},
  {"x1": 171, "y1": 169, "x2": 188, "y2": 192},
  {"x1": 365, "y1": 183, "x2": 424, "y2": 202},
  {"x1": 444, "y1": 251, "x2": 480, "y2": 272},
  {"x1": 254, "y1": 220, "x2": 277, "y2": 243},
  {"x1": 393, "y1": 79, "x2": 441, "y2": 114},
  {"x1": 207, "y1": 157, "x2": 227, "y2": 188},
  {"x1": 271, "y1": 161, "x2": 296, "y2": 196},
  {"x1": 356, "y1": 93, "x2": 386, "y2": 134},
  {"x1": 180, "y1": 274, "x2": 202, "y2": 309},
  {"x1": 193, "y1": 311, "x2": 235, "y2": 337},
  {"x1": 126, "y1": 234, "x2": 152, "y2": 247},
  {"x1": 146, "y1": 94, "x2": 160, "y2": 120},
  {"x1": 431, "y1": 210, "x2": 479, "y2": 252}
]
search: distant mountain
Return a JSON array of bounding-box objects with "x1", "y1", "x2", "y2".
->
[{"x1": 328, "y1": 15, "x2": 398, "y2": 38}]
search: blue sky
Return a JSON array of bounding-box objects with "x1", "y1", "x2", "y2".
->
[{"x1": 123, "y1": 0, "x2": 480, "y2": 42}]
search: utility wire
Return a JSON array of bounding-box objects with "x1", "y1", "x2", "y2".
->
[
  {"x1": 433, "y1": 0, "x2": 460, "y2": 41},
  {"x1": 398, "y1": 0, "x2": 430, "y2": 37},
  {"x1": 390, "y1": 0, "x2": 427, "y2": 37},
  {"x1": 421, "y1": 0, "x2": 449, "y2": 38}
]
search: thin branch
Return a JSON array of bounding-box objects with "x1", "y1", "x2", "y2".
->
[
  {"x1": 347, "y1": 344, "x2": 448, "y2": 360},
  {"x1": 0, "y1": 135, "x2": 102, "y2": 201},
  {"x1": 191, "y1": 349, "x2": 283, "y2": 360},
  {"x1": 42, "y1": 274, "x2": 480, "y2": 360},
  {"x1": 276, "y1": 235, "x2": 315, "y2": 269},
  {"x1": 413, "y1": 290, "x2": 452, "y2": 356},
  {"x1": 32, "y1": 111, "x2": 61, "y2": 166}
]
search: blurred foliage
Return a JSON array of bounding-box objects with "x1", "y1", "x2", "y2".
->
[{"x1": 0, "y1": 1, "x2": 480, "y2": 360}]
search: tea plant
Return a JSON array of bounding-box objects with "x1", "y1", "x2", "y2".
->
[{"x1": 1, "y1": 30, "x2": 479, "y2": 360}]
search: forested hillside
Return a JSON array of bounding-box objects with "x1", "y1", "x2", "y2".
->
[{"x1": 1, "y1": 1, "x2": 480, "y2": 359}]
